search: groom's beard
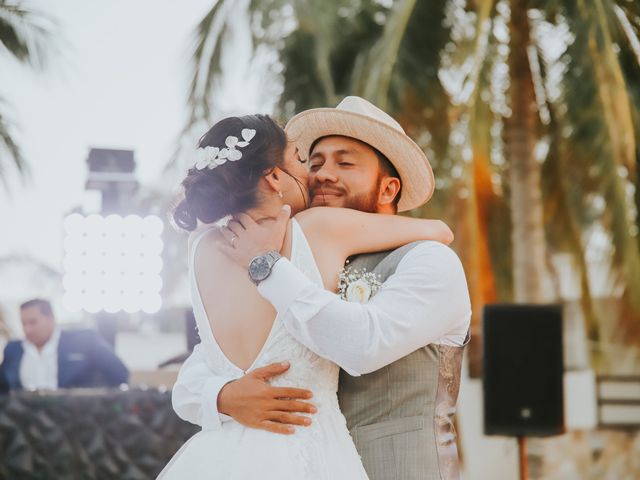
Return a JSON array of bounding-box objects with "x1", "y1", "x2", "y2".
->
[
  {"x1": 341, "y1": 190, "x2": 378, "y2": 213},
  {"x1": 310, "y1": 185, "x2": 379, "y2": 213}
]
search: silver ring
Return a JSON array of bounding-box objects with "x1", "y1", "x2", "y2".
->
[{"x1": 230, "y1": 235, "x2": 237, "y2": 247}]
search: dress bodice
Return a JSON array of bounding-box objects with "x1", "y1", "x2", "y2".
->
[{"x1": 188, "y1": 219, "x2": 339, "y2": 397}]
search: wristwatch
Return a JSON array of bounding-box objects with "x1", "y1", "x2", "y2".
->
[{"x1": 248, "y1": 250, "x2": 282, "y2": 285}]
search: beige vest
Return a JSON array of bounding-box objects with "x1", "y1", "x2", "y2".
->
[{"x1": 338, "y1": 242, "x2": 469, "y2": 480}]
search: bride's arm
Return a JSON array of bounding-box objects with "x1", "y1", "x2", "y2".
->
[
  {"x1": 295, "y1": 207, "x2": 453, "y2": 258},
  {"x1": 220, "y1": 206, "x2": 452, "y2": 270}
]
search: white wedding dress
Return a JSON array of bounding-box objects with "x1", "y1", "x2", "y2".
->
[{"x1": 158, "y1": 219, "x2": 369, "y2": 479}]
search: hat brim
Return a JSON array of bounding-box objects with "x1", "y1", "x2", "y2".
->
[{"x1": 285, "y1": 108, "x2": 434, "y2": 212}]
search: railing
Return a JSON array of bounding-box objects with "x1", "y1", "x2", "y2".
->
[
  {"x1": 596, "y1": 375, "x2": 640, "y2": 430},
  {"x1": 0, "y1": 388, "x2": 198, "y2": 479}
]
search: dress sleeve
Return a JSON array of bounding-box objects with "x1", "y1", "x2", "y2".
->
[{"x1": 171, "y1": 343, "x2": 238, "y2": 430}]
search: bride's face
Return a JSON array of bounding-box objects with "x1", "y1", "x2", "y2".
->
[{"x1": 279, "y1": 140, "x2": 310, "y2": 214}]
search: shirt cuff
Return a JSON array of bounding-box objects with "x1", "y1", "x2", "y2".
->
[
  {"x1": 257, "y1": 258, "x2": 316, "y2": 313},
  {"x1": 200, "y1": 376, "x2": 236, "y2": 431}
]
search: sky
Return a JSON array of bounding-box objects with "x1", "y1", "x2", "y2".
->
[{"x1": 0, "y1": 0, "x2": 267, "y2": 272}]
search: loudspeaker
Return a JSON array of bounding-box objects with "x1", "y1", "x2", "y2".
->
[{"x1": 483, "y1": 304, "x2": 565, "y2": 437}]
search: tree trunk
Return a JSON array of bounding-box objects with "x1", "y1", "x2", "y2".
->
[
  {"x1": 466, "y1": 98, "x2": 498, "y2": 377},
  {"x1": 504, "y1": 0, "x2": 547, "y2": 302}
]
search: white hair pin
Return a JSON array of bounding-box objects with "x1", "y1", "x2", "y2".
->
[{"x1": 193, "y1": 128, "x2": 257, "y2": 170}]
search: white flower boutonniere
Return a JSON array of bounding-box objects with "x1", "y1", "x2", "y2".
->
[{"x1": 338, "y1": 268, "x2": 382, "y2": 303}]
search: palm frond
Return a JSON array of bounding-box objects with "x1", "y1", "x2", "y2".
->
[
  {"x1": 609, "y1": 0, "x2": 640, "y2": 243},
  {"x1": 0, "y1": 2, "x2": 58, "y2": 190},
  {"x1": 558, "y1": 1, "x2": 640, "y2": 312},
  {"x1": 292, "y1": 1, "x2": 344, "y2": 105},
  {"x1": 544, "y1": 110, "x2": 601, "y2": 342},
  {"x1": 587, "y1": 0, "x2": 640, "y2": 309},
  {"x1": 0, "y1": 100, "x2": 29, "y2": 192},
  {"x1": 0, "y1": 0, "x2": 55, "y2": 69},
  {"x1": 388, "y1": 0, "x2": 453, "y2": 163},
  {"x1": 269, "y1": 1, "x2": 388, "y2": 116},
  {"x1": 351, "y1": 0, "x2": 417, "y2": 110},
  {"x1": 588, "y1": 0, "x2": 637, "y2": 176},
  {"x1": 186, "y1": 0, "x2": 240, "y2": 128}
]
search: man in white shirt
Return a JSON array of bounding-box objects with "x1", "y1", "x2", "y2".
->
[
  {"x1": 0, "y1": 298, "x2": 129, "y2": 391},
  {"x1": 20, "y1": 313, "x2": 61, "y2": 390},
  {"x1": 172, "y1": 97, "x2": 471, "y2": 479}
]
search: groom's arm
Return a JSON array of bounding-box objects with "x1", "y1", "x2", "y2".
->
[
  {"x1": 258, "y1": 241, "x2": 471, "y2": 376},
  {"x1": 172, "y1": 344, "x2": 316, "y2": 433},
  {"x1": 217, "y1": 211, "x2": 470, "y2": 375}
]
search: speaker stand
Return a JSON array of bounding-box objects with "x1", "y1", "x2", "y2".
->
[{"x1": 518, "y1": 436, "x2": 528, "y2": 480}]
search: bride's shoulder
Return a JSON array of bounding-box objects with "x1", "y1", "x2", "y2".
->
[{"x1": 188, "y1": 225, "x2": 222, "y2": 251}]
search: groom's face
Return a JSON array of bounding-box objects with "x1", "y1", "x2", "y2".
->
[{"x1": 308, "y1": 136, "x2": 384, "y2": 213}]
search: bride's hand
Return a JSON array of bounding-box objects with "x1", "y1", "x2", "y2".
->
[
  {"x1": 218, "y1": 205, "x2": 291, "y2": 267},
  {"x1": 218, "y1": 362, "x2": 317, "y2": 435}
]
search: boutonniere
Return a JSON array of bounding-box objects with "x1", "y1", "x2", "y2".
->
[{"x1": 338, "y1": 267, "x2": 382, "y2": 303}]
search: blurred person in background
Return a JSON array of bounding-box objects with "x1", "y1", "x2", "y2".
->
[{"x1": 0, "y1": 298, "x2": 129, "y2": 392}]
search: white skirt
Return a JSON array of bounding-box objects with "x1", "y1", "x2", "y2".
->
[{"x1": 158, "y1": 412, "x2": 369, "y2": 480}]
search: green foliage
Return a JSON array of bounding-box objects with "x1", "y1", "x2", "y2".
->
[
  {"x1": 186, "y1": 0, "x2": 640, "y2": 352},
  {"x1": 0, "y1": 0, "x2": 56, "y2": 191}
]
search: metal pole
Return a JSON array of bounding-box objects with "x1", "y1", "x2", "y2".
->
[{"x1": 518, "y1": 436, "x2": 528, "y2": 480}]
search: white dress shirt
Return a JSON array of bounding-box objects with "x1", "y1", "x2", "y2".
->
[
  {"x1": 258, "y1": 241, "x2": 471, "y2": 376},
  {"x1": 20, "y1": 328, "x2": 61, "y2": 390},
  {"x1": 172, "y1": 240, "x2": 471, "y2": 430}
]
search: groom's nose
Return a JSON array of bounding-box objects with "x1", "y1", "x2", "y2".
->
[{"x1": 312, "y1": 164, "x2": 338, "y2": 184}]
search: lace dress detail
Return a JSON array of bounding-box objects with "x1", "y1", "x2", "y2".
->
[{"x1": 158, "y1": 219, "x2": 368, "y2": 480}]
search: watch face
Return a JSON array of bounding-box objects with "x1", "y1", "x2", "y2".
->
[{"x1": 250, "y1": 257, "x2": 270, "y2": 281}]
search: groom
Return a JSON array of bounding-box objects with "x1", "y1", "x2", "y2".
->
[{"x1": 172, "y1": 97, "x2": 471, "y2": 479}]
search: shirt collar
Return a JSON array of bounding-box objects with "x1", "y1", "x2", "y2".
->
[{"x1": 23, "y1": 327, "x2": 61, "y2": 355}]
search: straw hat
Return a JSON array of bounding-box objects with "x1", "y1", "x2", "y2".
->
[{"x1": 285, "y1": 96, "x2": 434, "y2": 212}]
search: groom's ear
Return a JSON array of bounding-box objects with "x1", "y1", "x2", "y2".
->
[{"x1": 378, "y1": 176, "x2": 401, "y2": 209}]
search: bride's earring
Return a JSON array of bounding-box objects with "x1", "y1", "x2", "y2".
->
[{"x1": 277, "y1": 191, "x2": 283, "y2": 198}]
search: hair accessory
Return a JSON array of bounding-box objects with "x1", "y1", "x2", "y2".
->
[{"x1": 193, "y1": 128, "x2": 257, "y2": 170}]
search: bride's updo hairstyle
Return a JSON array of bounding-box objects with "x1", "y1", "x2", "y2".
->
[{"x1": 173, "y1": 115, "x2": 287, "y2": 231}]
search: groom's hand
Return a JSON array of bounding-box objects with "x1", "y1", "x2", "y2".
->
[
  {"x1": 217, "y1": 361, "x2": 316, "y2": 435},
  {"x1": 218, "y1": 205, "x2": 291, "y2": 267}
]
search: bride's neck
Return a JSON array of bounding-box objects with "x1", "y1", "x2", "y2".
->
[{"x1": 242, "y1": 196, "x2": 285, "y2": 224}]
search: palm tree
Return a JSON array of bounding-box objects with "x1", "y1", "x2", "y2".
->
[
  {"x1": 0, "y1": 0, "x2": 56, "y2": 190},
  {"x1": 183, "y1": 0, "x2": 640, "y2": 373}
]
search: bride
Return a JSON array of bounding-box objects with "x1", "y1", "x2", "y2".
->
[{"x1": 159, "y1": 114, "x2": 452, "y2": 479}]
